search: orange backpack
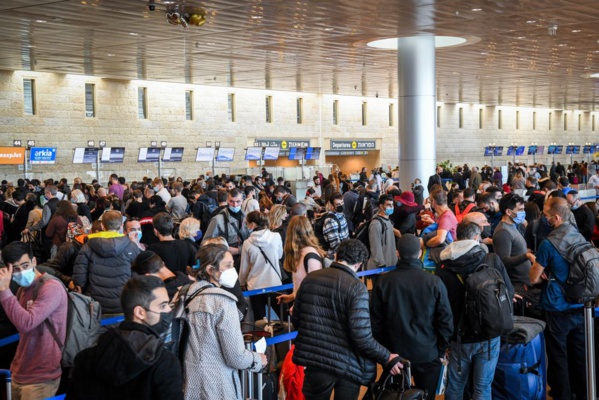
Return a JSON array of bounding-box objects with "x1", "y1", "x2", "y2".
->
[{"x1": 454, "y1": 203, "x2": 476, "y2": 223}]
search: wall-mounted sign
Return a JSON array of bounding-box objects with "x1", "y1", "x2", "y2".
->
[
  {"x1": 330, "y1": 140, "x2": 376, "y2": 150},
  {"x1": 325, "y1": 150, "x2": 370, "y2": 156},
  {"x1": 30, "y1": 147, "x2": 57, "y2": 164},
  {"x1": 0, "y1": 147, "x2": 26, "y2": 164},
  {"x1": 254, "y1": 139, "x2": 310, "y2": 148}
]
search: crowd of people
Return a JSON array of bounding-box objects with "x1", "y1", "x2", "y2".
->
[{"x1": 0, "y1": 159, "x2": 597, "y2": 399}]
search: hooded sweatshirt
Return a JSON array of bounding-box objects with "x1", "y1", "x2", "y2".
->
[
  {"x1": 239, "y1": 228, "x2": 283, "y2": 290},
  {"x1": 67, "y1": 321, "x2": 183, "y2": 399},
  {"x1": 436, "y1": 240, "x2": 514, "y2": 343}
]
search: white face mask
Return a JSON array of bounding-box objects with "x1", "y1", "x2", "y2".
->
[{"x1": 218, "y1": 268, "x2": 238, "y2": 288}]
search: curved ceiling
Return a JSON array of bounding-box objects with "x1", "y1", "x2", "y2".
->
[{"x1": 1, "y1": 0, "x2": 599, "y2": 110}]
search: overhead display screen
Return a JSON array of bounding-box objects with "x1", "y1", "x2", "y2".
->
[
  {"x1": 196, "y1": 147, "x2": 215, "y2": 162},
  {"x1": 215, "y1": 147, "x2": 235, "y2": 162},
  {"x1": 507, "y1": 146, "x2": 525, "y2": 156},
  {"x1": 73, "y1": 147, "x2": 98, "y2": 164},
  {"x1": 245, "y1": 147, "x2": 262, "y2": 161},
  {"x1": 288, "y1": 147, "x2": 306, "y2": 160},
  {"x1": 484, "y1": 147, "x2": 493, "y2": 157},
  {"x1": 493, "y1": 146, "x2": 503, "y2": 156},
  {"x1": 305, "y1": 147, "x2": 321, "y2": 160},
  {"x1": 263, "y1": 147, "x2": 280, "y2": 160},
  {"x1": 566, "y1": 145, "x2": 580, "y2": 154},
  {"x1": 101, "y1": 147, "x2": 125, "y2": 163},
  {"x1": 30, "y1": 147, "x2": 57, "y2": 164},
  {"x1": 138, "y1": 147, "x2": 161, "y2": 162},
  {"x1": 163, "y1": 147, "x2": 184, "y2": 162}
]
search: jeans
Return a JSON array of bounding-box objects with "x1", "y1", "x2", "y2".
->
[
  {"x1": 412, "y1": 359, "x2": 442, "y2": 400},
  {"x1": 545, "y1": 311, "x2": 586, "y2": 400},
  {"x1": 302, "y1": 366, "x2": 361, "y2": 400},
  {"x1": 445, "y1": 337, "x2": 500, "y2": 400}
]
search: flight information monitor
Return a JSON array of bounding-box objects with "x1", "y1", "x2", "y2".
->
[
  {"x1": 101, "y1": 147, "x2": 125, "y2": 163},
  {"x1": 493, "y1": 146, "x2": 503, "y2": 156},
  {"x1": 566, "y1": 145, "x2": 580, "y2": 154},
  {"x1": 195, "y1": 147, "x2": 215, "y2": 162},
  {"x1": 215, "y1": 148, "x2": 235, "y2": 162},
  {"x1": 245, "y1": 147, "x2": 262, "y2": 161},
  {"x1": 30, "y1": 147, "x2": 57, "y2": 164},
  {"x1": 288, "y1": 147, "x2": 306, "y2": 160},
  {"x1": 305, "y1": 147, "x2": 321, "y2": 160},
  {"x1": 163, "y1": 147, "x2": 184, "y2": 162},
  {"x1": 138, "y1": 147, "x2": 161, "y2": 162},
  {"x1": 484, "y1": 147, "x2": 493, "y2": 157},
  {"x1": 73, "y1": 147, "x2": 98, "y2": 164},
  {"x1": 263, "y1": 147, "x2": 280, "y2": 160}
]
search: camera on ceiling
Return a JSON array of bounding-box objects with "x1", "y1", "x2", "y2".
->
[{"x1": 148, "y1": 0, "x2": 156, "y2": 11}]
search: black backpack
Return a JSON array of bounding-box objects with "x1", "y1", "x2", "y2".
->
[
  {"x1": 314, "y1": 212, "x2": 340, "y2": 251},
  {"x1": 549, "y1": 241, "x2": 599, "y2": 303},
  {"x1": 354, "y1": 216, "x2": 387, "y2": 256},
  {"x1": 459, "y1": 263, "x2": 514, "y2": 340}
]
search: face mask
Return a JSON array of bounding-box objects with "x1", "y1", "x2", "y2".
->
[
  {"x1": 71, "y1": 198, "x2": 77, "y2": 204},
  {"x1": 135, "y1": 231, "x2": 142, "y2": 241},
  {"x1": 335, "y1": 205, "x2": 344, "y2": 213},
  {"x1": 228, "y1": 205, "x2": 241, "y2": 214},
  {"x1": 144, "y1": 310, "x2": 173, "y2": 336},
  {"x1": 194, "y1": 230, "x2": 203, "y2": 241},
  {"x1": 571, "y1": 204, "x2": 580, "y2": 211},
  {"x1": 153, "y1": 186, "x2": 160, "y2": 192},
  {"x1": 13, "y1": 268, "x2": 36, "y2": 287},
  {"x1": 384, "y1": 208, "x2": 394, "y2": 216},
  {"x1": 219, "y1": 268, "x2": 238, "y2": 288},
  {"x1": 512, "y1": 210, "x2": 526, "y2": 225}
]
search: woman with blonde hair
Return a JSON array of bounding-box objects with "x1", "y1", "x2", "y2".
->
[
  {"x1": 178, "y1": 217, "x2": 201, "y2": 250},
  {"x1": 277, "y1": 215, "x2": 326, "y2": 304},
  {"x1": 268, "y1": 204, "x2": 288, "y2": 245}
]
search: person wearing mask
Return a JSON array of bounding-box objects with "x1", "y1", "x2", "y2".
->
[
  {"x1": 124, "y1": 218, "x2": 145, "y2": 251},
  {"x1": 139, "y1": 195, "x2": 168, "y2": 247},
  {"x1": 70, "y1": 189, "x2": 92, "y2": 225},
  {"x1": 367, "y1": 194, "x2": 398, "y2": 272},
  {"x1": 342, "y1": 182, "x2": 361, "y2": 233},
  {"x1": 152, "y1": 178, "x2": 171, "y2": 204},
  {"x1": 183, "y1": 244, "x2": 267, "y2": 399},
  {"x1": 322, "y1": 192, "x2": 350, "y2": 259},
  {"x1": 273, "y1": 185, "x2": 297, "y2": 212},
  {"x1": 203, "y1": 188, "x2": 250, "y2": 270},
  {"x1": 239, "y1": 211, "x2": 284, "y2": 321},
  {"x1": 147, "y1": 213, "x2": 197, "y2": 275},
  {"x1": 23, "y1": 185, "x2": 60, "y2": 256},
  {"x1": 178, "y1": 217, "x2": 202, "y2": 251},
  {"x1": 493, "y1": 193, "x2": 534, "y2": 293},
  {"x1": 68, "y1": 276, "x2": 183, "y2": 399},
  {"x1": 276, "y1": 216, "x2": 326, "y2": 306},
  {"x1": 0, "y1": 241, "x2": 68, "y2": 399},
  {"x1": 166, "y1": 182, "x2": 187, "y2": 220},
  {"x1": 241, "y1": 186, "x2": 260, "y2": 214},
  {"x1": 421, "y1": 189, "x2": 458, "y2": 249},
  {"x1": 469, "y1": 167, "x2": 483, "y2": 190},
  {"x1": 125, "y1": 189, "x2": 144, "y2": 219},
  {"x1": 412, "y1": 179, "x2": 425, "y2": 206},
  {"x1": 391, "y1": 191, "x2": 424, "y2": 235},
  {"x1": 427, "y1": 166, "x2": 443, "y2": 192}
]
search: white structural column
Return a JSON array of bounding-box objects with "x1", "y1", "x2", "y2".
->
[{"x1": 398, "y1": 36, "x2": 436, "y2": 192}]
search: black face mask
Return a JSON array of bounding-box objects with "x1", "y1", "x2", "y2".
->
[
  {"x1": 335, "y1": 205, "x2": 344, "y2": 213},
  {"x1": 144, "y1": 310, "x2": 173, "y2": 337}
]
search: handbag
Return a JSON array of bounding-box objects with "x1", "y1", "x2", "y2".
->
[{"x1": 363, "y1": 358, "x2": 426, "y2": 400}]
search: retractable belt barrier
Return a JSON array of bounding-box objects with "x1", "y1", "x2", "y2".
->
[{"x1": 0, "y1": 266, "x2": 397, "y2": 349}]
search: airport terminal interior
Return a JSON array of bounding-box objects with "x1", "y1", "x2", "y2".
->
[{"x1": 1, "y1": 1, "x2": 599, "y2": 400}]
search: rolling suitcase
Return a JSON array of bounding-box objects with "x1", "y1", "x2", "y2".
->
[
  {"x1": 363, "y1": 358, "x2": 426, "y2": 400},
  {"x1": 492, "y1": 316, "x2": 547, "y2": 400}
]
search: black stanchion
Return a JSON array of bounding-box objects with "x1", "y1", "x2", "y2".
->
[{"x1": 585, "y1": 300, "x2": 596, "y2": 400}]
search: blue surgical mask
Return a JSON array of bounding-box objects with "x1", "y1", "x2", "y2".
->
[
  {"x1": 229, "y1": 205, "x2": 241, "y2": 213},
  {"x1": 384, "y1": 208, "x2": 394, "y2": 216},
  {"x1": 137, "y1": 231, "x2": 143, "y2": 241},
  {"x1": 571, "y1": 204, "x2": 580, "y2": 211},
  {"x1": 153, "y1": 186, "x2": 160, "y2": 192},
  {"x1": 512, "y1": 210, "x2": 526, "y2": 225},
  {"x1": 13, "y1": 268, "x2": 36, "y2": 287},
  {"x1": 194, "y1": 230, "x2": 203, "y2": 241}
]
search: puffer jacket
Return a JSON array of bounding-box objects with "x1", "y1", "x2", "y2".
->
[
  {"x1": 73, "y1": 231, "x2": 141, "y2": 314},
  {"x1": 291, "y1": 262, "x2": 390, "y2": 386}
]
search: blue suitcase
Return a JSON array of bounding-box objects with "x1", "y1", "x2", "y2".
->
[{"x1": 492, "y1": 317, "x2": 546, "y2": 400}]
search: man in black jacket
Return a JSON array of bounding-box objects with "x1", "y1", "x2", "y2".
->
[
  {"x1": 427, "y1": 166, "x2": 443, "y2": 192},
  {"x1": 292, "y1": 239, "x2": 401, "y2": 400},
  {"x1": 68, "y1": 275, "x2": 183, "y2": 399},
  {"x1": 371, "y1": 234, "x2": 453, "y2": 400},
  {"x1": 436, "y1": 222, "x2": 515, "y2": 400}
]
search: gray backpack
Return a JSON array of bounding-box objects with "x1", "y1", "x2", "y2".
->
[{"x1": 32, "y1": 274, "x2": 102, "y2": 367}]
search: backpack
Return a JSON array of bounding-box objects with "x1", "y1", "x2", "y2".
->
[
  {"x1": 354, "y1": 216, "x2": 387, "y2": 256},
  {"x1": 66, "y1": 217, "x2": 91, "y2": 243},
  {"x1": 454, "y1": 203, "x2": 476, "y2": 223},
  {"x1": 166, "y1": 283, "x2": 214, "y2": 364},
  {"x1": 313, "y1": 213, "x2": 340, "y2": 251},
  {"x1": 548, "y1": 240, "x2": 599, "y2": 304},
  {"x1": 459, "y1": 263, "x2": 514, "y2": 339},
  {"x1": 192, "y1": 201, "x2": 212, "y2": 233},
  {"x1": 199, "y1": 196, "x2": 218, "y2": 214},
  {"x1": 32, "y1": 274, "x2": 102, "y2": 368}
]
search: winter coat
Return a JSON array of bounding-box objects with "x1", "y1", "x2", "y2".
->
[
  {"x1": 73, "y1": 231, "x2": 141, "y2": 314},
  {"x1": 67, "y1": 321, "x2": 183, "y2": 400},
  {"x1": 292, "y1": 262, "x2": 390, "y2": 386},
  {"x1": 183, "y1": 281, "x2": 262, "y2": 400},
  {"x1": 239, "y1": 229, "x2": 284, "y2": 290},
  {"x1": 203, "y1": 208, "x2": 250, "y2": 248}
]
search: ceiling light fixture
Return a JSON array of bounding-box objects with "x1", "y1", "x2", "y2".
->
[
  {"x1": 526, "y1": 20, "x2": 536, "y2": 24},
  {"x1": 35, "y1": 19, "x2": 47, "y2": 23},
  {"x1": 571, "y1": 29, "x2": 581, "y2": 33},
  {"x1": 367, "y1": 36, "x2": 468, "y2": 49},
  {"x1": 590, "y1": 73, "x2": 599, "y2": 78},
  {"x1": 471, "y1": 8, "x2": 482, "y2": 11}
]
